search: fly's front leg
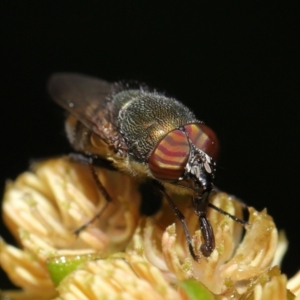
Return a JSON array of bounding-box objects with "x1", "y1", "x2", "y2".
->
[{"x1": 154, "y1": 181, "x2": 199, "y2": 261}]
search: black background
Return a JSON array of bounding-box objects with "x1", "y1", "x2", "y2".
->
[{"x1": 1, "y1": 1, "x2": 299, "y2": 289}]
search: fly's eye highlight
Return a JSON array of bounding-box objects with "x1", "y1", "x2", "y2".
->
[
  {"x1": 184, "y1": 123, "x2": 219, "y2": 161},
  {"x1": 149, "y1": 129, "x2": 190, "y2": 181}
]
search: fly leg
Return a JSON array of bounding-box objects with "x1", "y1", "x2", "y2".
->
[
  {"x1": 208, "y1": 202, "x2": 249, "y2": 226},
  {"x1": 154, "y1": 182, "x2": 199, "y2": 261},
  {"x1": 68, "y1": 153, "x2": 112, "y2": 235}
]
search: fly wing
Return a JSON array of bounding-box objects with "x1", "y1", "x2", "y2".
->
[{"x1": 47, "y1": 73, "x2": 118, "y2": 142}]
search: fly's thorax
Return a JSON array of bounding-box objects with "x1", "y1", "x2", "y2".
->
[{"x1": 112, "y1": 89, "x2": 197, "y2": 161}]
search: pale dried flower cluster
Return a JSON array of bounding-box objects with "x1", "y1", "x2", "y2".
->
[{"x1": 1, "y1": 157, "x2": 299, "y2": 299}]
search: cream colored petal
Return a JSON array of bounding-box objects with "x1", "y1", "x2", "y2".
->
[
  {"x1": 0, "y1": 238, "x2": 55, "y2": 295},
  {"x1": 162, "y1": 224, "x2": 193, "y2": 281},
  {"x1": 38, "y1": 166, "x2": 99, "y2": 229},
  {"x1": 1, "y1": 290, "x2": 56, "y2": 300},
  {"x1": 3, "y1": 182, "x2": 62, "y2": 239},
  {"x1": 127, "y1": 218, "x2": 183, "y2": 284},
  {"x1": 204, "y1": 193, "x2": 244, "y2": 262},
  {"x1": 253, "y1": 274, "x2": 288, "y2": 300},
  {"x1": 56, "y1": 255, "x2": 181, "y2": 300},
  {"x1": 16, "y1": 228, "x2": 98, "y2": 263},
  {"x1": 143, "y1": 219, "x2": 171, "y2": 273},
  {"x1": 272, "y1": 230, "x2": 288, "y2": 267},
  {"x1": 78, "y1": 227, "x2": 110, "y2": 251},
  {"x1": 220, "y1": 208, "x2": 278, "y2": 280},
  {"x1": 287, "y1": 270, "x2": 300, "y2": 296}
]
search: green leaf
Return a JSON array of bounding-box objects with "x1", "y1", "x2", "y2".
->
[
  {"x1": 178, "y1": 279, "x2": 216, "y2": 300},
  {"x1": 46, "y1": 254, "x2": 100, "y2": 286}
]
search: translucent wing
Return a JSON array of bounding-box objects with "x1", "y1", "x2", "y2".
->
[{"x1": 48, "y1": 73, "x2": 118, "y2": 142}]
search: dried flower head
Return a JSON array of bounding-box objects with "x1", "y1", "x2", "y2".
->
[{"x1": 1, "y1": 157, "x2": 299, "y2": 299}]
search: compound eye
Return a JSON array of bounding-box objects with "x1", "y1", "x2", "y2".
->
[
  {"x1": 184, "y1": 123, "x2": 219, "y2": 161},
  {"x1": 149, "y1": 130, "x2": 190, "y2": 181}
]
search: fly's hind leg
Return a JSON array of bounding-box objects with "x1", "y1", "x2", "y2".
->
[{"x1": 68, "y1": 153, "x2": 113, "y2": 235}]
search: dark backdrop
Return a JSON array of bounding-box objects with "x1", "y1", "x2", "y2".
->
[{"x1": 1, "y1": 2, "x2": 299, "y2": 289}]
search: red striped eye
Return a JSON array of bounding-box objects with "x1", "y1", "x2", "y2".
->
[
  {"x1": 149, "y1": 130, "x2": 190, "y2": 181},
  {"x1": 184, "y1": 123, "x2": 219, "y2": 161}
]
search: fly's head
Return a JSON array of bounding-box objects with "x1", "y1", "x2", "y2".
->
[
  {"x1": 148, "y1": 122, "x2": 219, "y2": 257},
  {"x1": 149, "y1": 122, "x2": 219, "y2": 194}
]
